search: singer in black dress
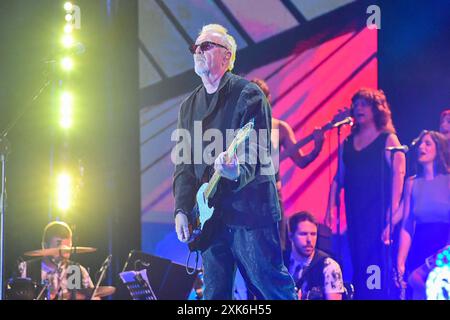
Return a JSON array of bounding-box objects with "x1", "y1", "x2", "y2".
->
[{"x1": 326, "y1": 88, "x2": 406, "y2": 299}]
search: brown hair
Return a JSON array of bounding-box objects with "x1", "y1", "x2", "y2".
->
[
  {"x1": 42, "y1": 221, "x2": 72, "y2": 247},
  {"x1": 351, "y1": 88, "x2": 396, "y2": 134},
  {"x1": 288, "y1": 211, "x2": 318, "y2": 234},
  {"x1": 415, "y1": 130, "x2": 450, "y2": 176}
]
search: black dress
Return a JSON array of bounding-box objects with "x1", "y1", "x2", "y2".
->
[{"x1": 343, "y1": 132, "x2": 391, "y2": 299}]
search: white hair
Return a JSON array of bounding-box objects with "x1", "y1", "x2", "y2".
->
[{"x1": 199, "y1": 24, "x2": 237, "y2": 71}]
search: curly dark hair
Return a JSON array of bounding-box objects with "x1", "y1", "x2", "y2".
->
[{"x1": 351, "y1": 88, "x2": 396, "y2": 134}]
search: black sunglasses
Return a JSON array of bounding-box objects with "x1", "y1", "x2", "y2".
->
[{"x1": 189, "y1": 41, "x2": 229, "y2": 54}]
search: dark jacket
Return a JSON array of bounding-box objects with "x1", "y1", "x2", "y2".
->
[
  {"x1": 283, "y1": 249, "x2": 330, "y2": 300},
  {"x1": 172, "y1": 72, "x2": 281, "y2": 227}
]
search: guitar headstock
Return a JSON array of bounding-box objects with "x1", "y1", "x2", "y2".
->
[{"x1": 228, "y1": 118, "x2": 255, "y2": 156}]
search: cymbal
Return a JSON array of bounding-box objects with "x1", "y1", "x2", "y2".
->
[
  {"x1": 91, "y1": 286, "x2": 116, "y2": 298},
  {"x1": 62, "y1": 286, "x2": 116, "y2": 300},
  {"x1": 24, "y1": 246, "x2": 97, "y2": 257}
]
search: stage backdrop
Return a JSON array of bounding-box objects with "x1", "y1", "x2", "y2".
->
[{"x1": 138, "y1": 0, "x2": 377, "y2": 290}]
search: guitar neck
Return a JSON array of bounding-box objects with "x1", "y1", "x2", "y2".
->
[
  {"x1": 203, "y1": 142, "x2": 237, "y2": 199},
  {"x1": 279, "y1": 123, "x2": 333, "y2": 162},
  {"x1": 200, "y1": 119, "x2": 256, "y2": 200},
  {"x1": 204, "y1": 171, "x2": 221, "y2": 199}
]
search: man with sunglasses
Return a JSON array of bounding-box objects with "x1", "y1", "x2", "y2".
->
[{"x1": 173, "y1": 24, "x2": 296, "y2": 300}]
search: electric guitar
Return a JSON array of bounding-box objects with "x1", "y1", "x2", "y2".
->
[
  {"x1": 187, "y1": 119, "x2": 255, "y2": 251},
  {"x1": 279, "y1": 108, "x2": 352, "y2": 162},
  {"x1": 393, "y1": 245, "x2": 450, "y2": 300}
]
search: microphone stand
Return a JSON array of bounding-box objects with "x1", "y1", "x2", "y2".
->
[
  {"x1": 384, "y1": 147, "x2": 406, "y2": 299},
  {"x1": 35, "y1": 279, "x2": 51, "y2": 300},
  {"x1": 387, "y1": 150, "x2": 395, "y2": 299},
  {"x1": 0, "y1": 145, "x2": 7, "y2": 300},
  {"x1": 335, "y1": 124, "x2": 343, "y2": 262},
  {"x1": 90, "y1": 255, "x2": 112, "y2": 300},
  {"x1": 332, "y1": 118, "x2": 352, "y2": 262},
  {"x1": 0, "y1": 78, "x2": 52, "y2": 300}
]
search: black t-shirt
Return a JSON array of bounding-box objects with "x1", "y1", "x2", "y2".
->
[{"x1": 205, "y1": 91, "x2": 214, "y2": 109}]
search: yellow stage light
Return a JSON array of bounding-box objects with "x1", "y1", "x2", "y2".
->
[
  {"x1": 62, "y1": 34, "x2": 74, "y2": 48},
  {"x1": 57, "y1": 173, "x2": 72, "y2": 211},
  {"x1": 64, "y1": 24, "x2": 73, "y2": 34},
  {"x1": 60, "y1": 92, "x2": 73, "y2": 129},
  {"x1": 64, "y1": 2, "x2": 73, "y2": 12},
  {"x1": 61, "y1": 57, "x2": 74, "y2": 71}
]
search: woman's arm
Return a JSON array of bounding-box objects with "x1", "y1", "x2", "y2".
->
[
  {"x1": 385, "y1": 133, "x2": 407, "y2": 227},
  {"x1": 280, "y1": 120, "x2": 324, "y2": 169},
  {"x1": 397, "y1": 177, "x2": 415, "y2": 276}
]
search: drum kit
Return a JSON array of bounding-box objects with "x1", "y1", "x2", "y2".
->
[{"x1": 6, "y1": 246, "x2": 116, "y2": 300}]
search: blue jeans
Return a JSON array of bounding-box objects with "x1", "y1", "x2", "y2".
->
[{"x1": 202, "y1": 222, "x2": 297, "y2": 300}]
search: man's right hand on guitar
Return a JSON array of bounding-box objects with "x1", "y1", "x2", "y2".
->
[
  {"x1": 175, "y1": 211, "x2": 191, "y2": 243},
  {"x1": 214, "y1": 151, "x2": 240, "y2": 181}
]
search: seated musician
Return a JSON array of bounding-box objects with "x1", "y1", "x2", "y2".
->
[
  {"x1": 285, "y1": 211, "x2": 344, "y2": 300},
  {"x1": 18, "y1": 221, "x2": 95, "y2": 300}
]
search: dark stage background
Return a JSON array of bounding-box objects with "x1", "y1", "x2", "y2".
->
[
  {"x1": 378, "y1": 0, "x2": 450, "y2": 148},
  {"x1": 0, "y1": 0, "x2": 448, "y2": 299},
  {"x1": 0, "y1": 0, "x2": 141, "y2": 298}
]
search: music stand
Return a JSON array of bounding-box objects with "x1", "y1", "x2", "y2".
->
[
  {"x1": 119, "y1": 269, "x2": 157, "y2": 300},
  {"x1": 120, "y1": 251, "x2": 199, "y2": 300}
]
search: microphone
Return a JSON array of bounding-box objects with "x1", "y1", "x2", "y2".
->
[
  {"x1": 332, "y1": 117, "x2": 354, "y2": 128},
  {"x1": 121, "y1": 250, "x2": 135, "y2": 273},
  {"x1": 99, "y1": 254, "x2": 112, "y2": 273},
  {"x1": 386, "y1": 145, "x2": 409, "y2": 153},
  {"x1": 410, "y1": 130, "x2": 428, "y2": 148}
]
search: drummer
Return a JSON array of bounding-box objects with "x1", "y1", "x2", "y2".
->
[{"x1": 18, "y1": 221, "x2": 95, "y2": 300}]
